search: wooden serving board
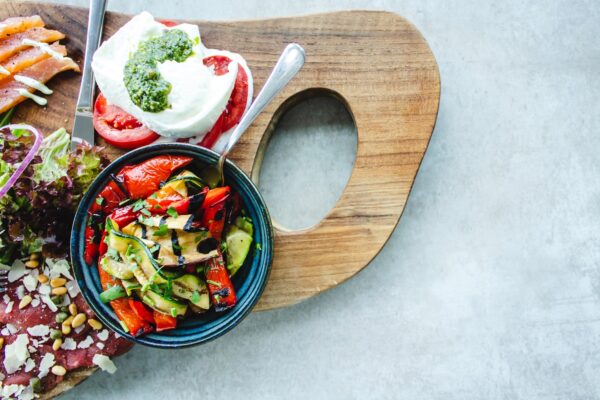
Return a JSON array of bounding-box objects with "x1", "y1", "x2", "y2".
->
[{"x1": 2, "y1": 2, "x2": 440, "y2": 311}]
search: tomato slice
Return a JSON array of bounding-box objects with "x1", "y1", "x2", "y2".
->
[
  {"x1": 93, "y1": 92, "x2": 160, "y2": 150},
  {"x1": 199, "y1": 55, "x2": 249, "y2": 149}
]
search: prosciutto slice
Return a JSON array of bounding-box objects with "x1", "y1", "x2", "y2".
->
[
  {"x1": 0, "y1": 43, "x2": 66, "y2": 83},
  {"x1": 0, "y1": 56, "x2": 79, "y2": 113},
  {"x1": 0, "y1": 27, "x2": 65, "y2": 62},
  {"x1": 0, "y1": 15, "x2": 45, "y2": 40}
]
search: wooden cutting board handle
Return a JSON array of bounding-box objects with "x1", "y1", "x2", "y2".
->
[{"x1": 1, "y1": 4, "x2": 440, "y2": 311}]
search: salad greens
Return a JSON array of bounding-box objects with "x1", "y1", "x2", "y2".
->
[{"x1": 0, "y1": 125, "x2": 108, "y2": 262}]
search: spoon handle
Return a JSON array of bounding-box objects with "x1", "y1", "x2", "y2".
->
[{"x1": 220, "y1": 43, "x2": 305, "y2": 157}]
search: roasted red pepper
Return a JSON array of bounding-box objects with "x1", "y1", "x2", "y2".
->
[
  {"x1": 121, "y1": 155, "x2": 193, "y2": 199},
  {"x1": 206, "y1": 253, "x2": 236, "y2": 312},
  {"x1": 98, "y1": 266, "x2": 152, "y2": 336},
  {"x1": 129, "y1": 299, "x2": 156, "y2": 324},
  {"x1": 201, "y1": 187, "x2": 230, "y2": 240},
  {"x1": 108, "y1": 205, "x2": 138, "y2": 229},
  {"x1": 148, "y1": 188, "x2": 208, "y2": 215},
  {"x1": 84, "y1": 201, "x2": 104, "y2": 265},
  {"x1": 153, "y1": 310, "x2": 178, "y2": 332}
]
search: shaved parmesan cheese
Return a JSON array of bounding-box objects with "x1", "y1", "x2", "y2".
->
[
  {"x1": 61, "y1": 337, "x2": 76, "y2": 350},
  {"x1": 27, "y1": 325, "x2": 50, "y2": 337},
  {"x1": 1, "y1": 384, "x2": 21, "y2": 398},
  {"x1": 3, "y1": 294, "x2": 9, "y2": 303},
  {"x1": 37, "y1": 353, "x2": 55, "y2": 379},
  {"x1": 5, "y1": 301, "x2": 13, "y2": 313},
  {"x1": 4, "y1": 334, "x2": 29, "y2": 373},
  {"x1": 96, "y1": 342, "x2": 105, "y2": 349},
  {"x1": 31, "y1": 297, "x2": 40, "y2": 307},
  {"x1": 47, "y1": 259, "x2": 73, "y2": 280},
  {"x1": 28, "y1": 346, "x2": 37, "y2": 353},
  {"x1": 41, "y1": 295, "x2": 58, "y2": 312},
  {"x1": 7, "y1": 260, "x2": 26, "y2": 282},
  {"x1": 15, "y1": 285, "x2": 25, "y2": 299},
  {"x1": 19, "y1": 385, "x2": 35, "y2": 400},
  {"x1": 24, "y1": 358, "x2": 35, "y2": 372},
  {"x1": 22, "y1": 274, "x2": 38, "y2": 292},
  {"x1": 97, "y1": 329, "x2": 109, "y2": 341},
  {"x1": 77, "y1": 336, "x2": 94, "y2": 349},
  {"x1": 66, "y1": 280, "x2": 80, "y2": 297},
  {"x1": 92, "y1": 354, "x2": 117, "y2": 374},
  {"x1": 6, "y1": 323, "x2": 17, "y2": 334}
]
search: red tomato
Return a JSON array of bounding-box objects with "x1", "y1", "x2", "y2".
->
[
  {"x1": 199, "y1": 55, "x2": 249, "y2": 149},
  {"x1": 93, "y1": 93, "x2": 160, "y2": 150},
  {"x1": 158, "y1": 19, "x2": 178, "y2": 27}
]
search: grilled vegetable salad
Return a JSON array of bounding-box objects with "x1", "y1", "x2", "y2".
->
[{"x1": 84, "y1": 155, "x2": 254, "y2": 335}]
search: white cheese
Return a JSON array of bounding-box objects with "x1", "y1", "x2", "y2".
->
[
  {"x1": 66, "y1": 280, "x2": 80, "y2": 297},
  {"x1": 22, "y1": 274, "x2": 38, "y2": 292},
  {"x1": 27, "y1": 325, "x2": 50, "y2": 337},
  {"x1": 3, "y1": 334, "x2": 29, "y2": 373},
  {"x1": 40, "y1": 294, "x2": 58, "y2": 312},
  {"x1": 31, "y1": 297, "x2": 40, "y2": 308},
  {"x1": 3, "y1": 294, "x2": 9, "y2": 303},
  {"x1": 6, "y1": 324, "x2": 17, "y2": 334},
  {"x1": 15, "y1": 285, "x2": 25, "y2": 300},
  {"x1": 97, "y1": 329, "x2": 109, "y2": 341},
  {"x1": 24, "y1": 358, "x2": 35, "y2": 372},
  {"x1": 19, "y1": 385, "x2": 35, "y2": 400},
  {"x1": 38, "y1": 284, "x2": 51, "y2": 295},
  {"x1": 1, "y1": 384, "x2": 22, "y2": 398},
  {"x1": 92, "y1": 354, "x2": 117, "y2": 374},
  {"x1": 74, "y1": 324, "x2": 85, "y2": 334},
  {"x1": 28, "y1": 346, "x2": 37, "y2": 353},
  {"x1": 7, "y1": 260, "x2": 26, "y2": 283},
  {"x1": 77, "y1": 336, "x2": 94, "y2": 349},
  {"x1": 4, "y1": 301, "x2": 13, "y2": 314},
  {"x1": 37, "y1": 353, "x2": 55, "y2": 379},
  {"x1": 61, "y1": 337, "x2": 77, "y2": 350},
  {"x1": 47, "y1": 259, "x2": 73, "y2": 280},
  {"x1": 96, "y1": 342, "x2": 105, "y2": 350},
  {"x1": 13, "y1": 75, "x2": 53, "y2": 95}
]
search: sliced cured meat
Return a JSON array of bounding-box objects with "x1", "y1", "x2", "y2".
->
[
  {"x1": 0, "y1": 27, "x2": 65, "y2": 62},
  {"x1": 0, "y1": 42, "x2": 66, "y2": 83},
  {"x1": 0, "y1": 15, "x2": 45, "y2": 40},
  {"x1": 0, "y1": 56, "x2": 79, "y2": 113}
]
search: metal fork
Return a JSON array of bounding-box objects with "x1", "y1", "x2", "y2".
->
[
  {"x1": 0, "y1": 269, "x2": 8, "y2": 293},
  {"x1": 71, "y1": 0, "x2": 108, "y2": 150}
]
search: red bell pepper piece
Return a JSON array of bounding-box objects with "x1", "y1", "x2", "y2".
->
[
  {"x1": 206, "y1": 253, "x2": 236, "y2": 312},
  {"x1": 121, "y1": 155, "x2": 193, "y2": 199},
  {"x1": 84, "y1": 202, "x2": 104, "y2": 265},
  {"x1": 108, "y1": 205, "x2": 138, "y2": 229},
  {"x1": 98, "y1": 266, "x2": 152, "y2": 336},
  {"x1": 153, "y1": 310, "x2": 178, "y2": 332},
  {"x1": 148, "y1": 188, "x2": 208, "y2": 215},
  {"x1": 98, "y1": 229, "x2": 108, "y2": 259},
  {"x1": 128, "y1": 299, "x2": 156, "y2": 324},
  {"x1": 201, "y1": 187, "x2": 230, "y2": 240},
  {"x1": 204, "y1": 187, "x2": 230, "y2": 206}
]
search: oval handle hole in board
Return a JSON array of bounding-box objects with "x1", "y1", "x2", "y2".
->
[{"x1": 254, "y1": 90, "x2": 357, "y2": 231}]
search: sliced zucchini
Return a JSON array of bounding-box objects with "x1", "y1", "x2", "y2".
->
[
  {"x1": 107, "y1": 229, "x2": 167, "y2": 284},
  {"x1": 122, "y1": 279, "x2": 142, "y2": 296},
  {"x1": 100, "y1": 256, "x2": 134, "y2": 280},
  {"x1": 142, "y1": 290, "x2": 187, "y2": 317},
  {"x1": 172, "y1": 274, "x2": 210, "y2": 310},
  {"x1": 166, "y1": 170, "x2": 205, "y2": 193},
  {"x1": 225, "y1": 216, "x2": 254, "y2": 276}
]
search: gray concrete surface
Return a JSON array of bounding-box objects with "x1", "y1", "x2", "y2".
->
[{"x1": 44, "y1": 0, "x2": 600, "y2": 399}]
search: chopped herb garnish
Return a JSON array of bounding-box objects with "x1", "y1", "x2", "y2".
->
[
  {"x1": 140, "y1": 208, "x2": 152, "y2": 217},
  {"x1": 172, "y1": 243, "x2": 182, "y2": 251},
  {"x1": 95, "y1": 197, "x2": 104, "y2": 206},
  {"x1": 256, "y1": 243, "x2": 262, "y2": 251},
  {"x1": 206, "y1": 279, "x2": 221, "y2": 287},
  {"x1": 99, "y1": 285, "x2": 127, "y2": 303},
  {"x1": 153, "y1": 224, "x2": 169, "y2": 237},
  {"x1": 166, "y1": 207, "x2": 179, "y2": 218},
  {"x1": 143, "y1": 295, "x2": 155, "y2": 306},
  {"x1": 149, "y1": 244, "x2": 160, "y2": 253},
  {"x1": 191, "y1": 291, "x2": 201, "y2": 304},
  {"x1": 214, "y1": 294, "x2": 222, "y2": 303},
  {"x1": 119, "y1": 320, "x2": 130, "y2": 333},
  {"x1": 132, "y1": 199, "x2": 146, "y2": 212},
  {"x1": 170, "y1": 307, "x2": 178, "y2": 317}
]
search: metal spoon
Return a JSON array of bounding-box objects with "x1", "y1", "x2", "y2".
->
[{"x1": 215, "y1": 43, "x2": 305, "y2": 184}]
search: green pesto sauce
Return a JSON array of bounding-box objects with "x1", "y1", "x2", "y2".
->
[{"x1": 123, "y1": 29, "x2": 194, "y2": 113}]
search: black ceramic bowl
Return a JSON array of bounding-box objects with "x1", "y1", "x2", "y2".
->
[{"x1": 71, "y1": 143, "x2": 273, "y2": 348}]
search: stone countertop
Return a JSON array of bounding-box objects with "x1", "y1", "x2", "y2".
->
[{"x1": 46, "y1": 0, "x2": 600, "y2": 398}]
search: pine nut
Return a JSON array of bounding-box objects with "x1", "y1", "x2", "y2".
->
[
  {"x1": 51, "y1": 365, "x2": 66, "y2": 376},
  {"x1": 71, "y1": 313, "x2": 87, "y2": 328},
  {"x1": 68, "y1": 303, "x2": 78, "y2": 316},
  {"x1": 25, "y1": 260, "x2": 39, "y2": 269},
  {"x1": 52, "y1": 338, "x2": 63, "y2": 351},
  {"x1": 18, "y1": 295, "x2": 32, "y2": 309},
  {"x1": 30, "y1": 253, "x2": 39, "y2": 261},
  {"x1": 0, "y1": 337, "x2": 4, "y2": 349},
  {"x1": 37, "y1": 274, "x2": 49, "y2": 284},
  {"x1": 88, "y1": 319, "x2": 103, "y2": 330},
  {"x1": 50, "y1": 278, "x2": 67, "y2": 288},
  {"x1": 51, "y1": 287, "x2": 67, "y2": 296},
  {"x1": 61, "y1": 324, "x2": 71, "y2": 335},
  {"x1": 62, "y1": 315, "x2": 74, "y2": 327}
]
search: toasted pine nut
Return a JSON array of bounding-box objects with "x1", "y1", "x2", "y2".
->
[
  {"x1": 62, "y1": 315, "x2": 74, "y2": 327},
  {"x1": 88, "y1": 319, "x2": 103, "y2": 330},
  {"x1": 18, "y1": 295, "x2": 32, "y2": 309},
  {"x1": 0, "y1": 337, "x2": 4, "y2": 349},
  {"x1": 25, "y1": 260, "x2": 39, "y2": 269},
  {"x1": 37, "y1": 274, "x2": 49, "y2": 284},
  {"x1": 52, "y1": 338, "x2": 63, "y2": 351},
  {"x1": 50, "y1": 278, "x2": 67, "y2": 288},
  {"x1": 51, "y1": 365, "x2": 66, "y2": 376},
  {"x1": 71, "y1": 313, "x2": 87, "y2": 328},
  {"x1": 61, "y1": 324, "x2": 71, "y2": 335},
  {"x1": 51, "y1": 287, "x2": 67, "y2": 296},
  {"x1": 68, "y1": 303, "x2": 78, "y2": 316}
]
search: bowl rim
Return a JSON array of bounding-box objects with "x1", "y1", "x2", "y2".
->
[{"x1": 70, "y1": 143, "x2": 273, "y2": 348}]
